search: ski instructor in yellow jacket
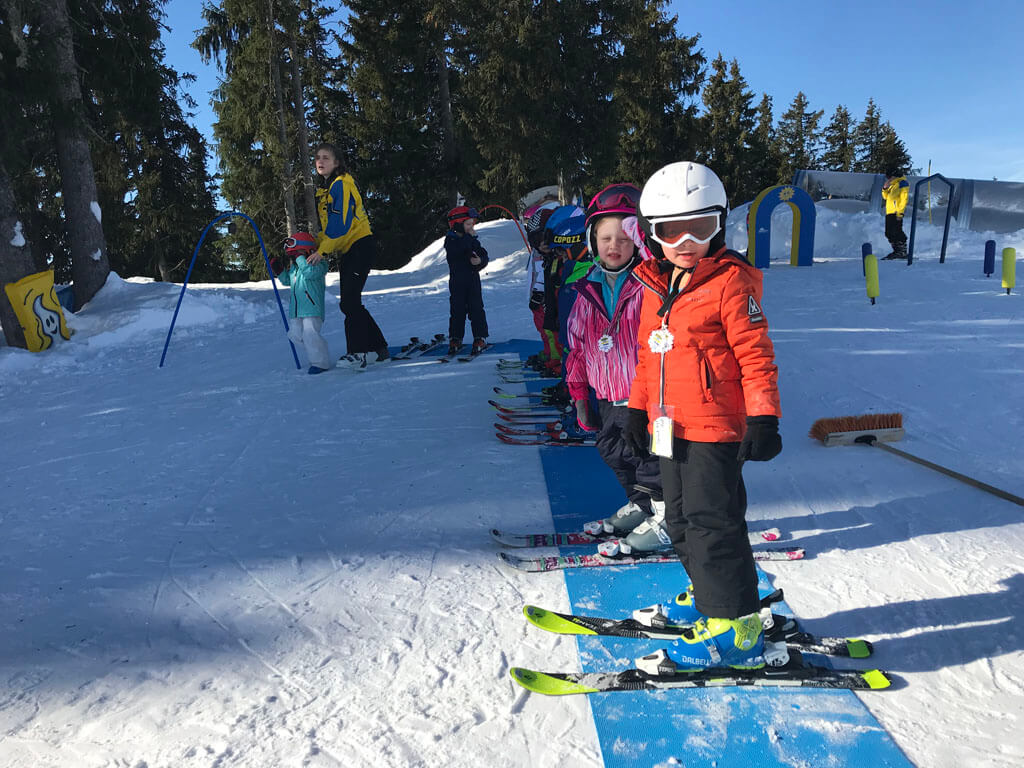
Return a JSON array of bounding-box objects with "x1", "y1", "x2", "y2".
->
[
  {"x1": 307, "y1": 143, "x2": 390, "y2": 370},
  {"x1": 881, "y1": 168, "x2": 909, "y2": 260}
]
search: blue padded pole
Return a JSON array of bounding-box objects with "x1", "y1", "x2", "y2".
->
[
  {"x1": 159, "y1": 211, "x2": 301, "y2": 369},
  {"x1": 984, "y1": 240, "x2": 996, "y2": 276}
]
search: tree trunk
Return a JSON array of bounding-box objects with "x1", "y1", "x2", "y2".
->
[
  {"x1": 266, "y1": 0, "x2": 297, "y2": 235},
  {"x1": 37, "y1": 0, "x2": 110, "y2": 312},
  {"x1": 437, "y1": 46, "x2": 458, "y2": 209},
  {"x1": 0, "y1": 163, "x2": 37, "y2": 348},
  {"x1": 289, "y1": 30, "x2": 317, "y2": 232}
]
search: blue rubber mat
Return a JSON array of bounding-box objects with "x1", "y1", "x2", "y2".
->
[{"x1": 537, "y1": 440, "x2": 913, "y2": 767}]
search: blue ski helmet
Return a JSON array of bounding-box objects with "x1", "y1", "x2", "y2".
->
[{"x1": 543, "y1": 205, "x2": 587, "y2": 260}]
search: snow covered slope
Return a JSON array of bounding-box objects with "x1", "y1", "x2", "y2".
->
[{"x1": 1, "y1": 211, "x2": 1022, "y2": 767}]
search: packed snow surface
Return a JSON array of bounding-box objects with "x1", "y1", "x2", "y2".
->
[{"x1": 1, "y1": 207, "x2": 1022, "y2": 767}]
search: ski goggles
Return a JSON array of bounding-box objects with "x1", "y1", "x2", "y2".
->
[
  {"x1": 283, "y1": 235, "x2": 316, "y2": 253},
  {"x1": 587, "y1": 183, "x2": 641, "y2": 217},
  {"x1": 647, "y1": 212, "x2": 722, "y2": 248}
]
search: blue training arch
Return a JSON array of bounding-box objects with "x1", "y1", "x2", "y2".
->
[
  {"x1": 746, "y1": 185, "x2": 816, "y2": 269},
  {"x1": 159, "y1": 211, "x2": 301, "y2": 369}
]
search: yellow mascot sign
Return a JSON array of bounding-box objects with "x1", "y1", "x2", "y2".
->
[{"x1": 3, "y1": 270, "x2": 71, "y2": 352}]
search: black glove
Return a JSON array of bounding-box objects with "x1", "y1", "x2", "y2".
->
[
  {"x1": 269, "y1": 257, "x2": 289, "y2": 277},
  {"x1": 529, "y1": 290, "x2": 544, "y2": 311},
  {"x1": 622, "y1": 407, "x2": 650, "y2": 455},
  {"x1": 737, "y1": 415, "x2": 782, "y2": 461}
]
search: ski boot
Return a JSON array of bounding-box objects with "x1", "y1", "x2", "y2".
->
[
  {"x1": 447, "y1": 339, "x2": 463, "y2": 357},
  {"x1": 338, "y1": 352, "x2": 367, "y2": 370},
  {"x1": 596, "y1": 500, "x2": 670, "y2": 557},
  {"x1": 582, "y1": 500, "x2": 648, "y2": 536},
  {"x1": 634, "y1": 613, "x2": 789, "y2": 672},
  {"x1": 633, "y1": 583, "x2": 785, "y2": 631},
  {"x1": 472, "y1": 337, "x2": 488, "y2": 354}
]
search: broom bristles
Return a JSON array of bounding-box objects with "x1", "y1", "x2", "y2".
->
[{"x1": 808, "y1": 413, "x2": 903, "y2": 442}]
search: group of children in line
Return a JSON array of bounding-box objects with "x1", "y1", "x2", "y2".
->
[
  {"x1": 519, "y1": 162, "x2": 784, "y2": 668},
  {"x1": 274, "y1": 143, "x2": 787, "y2": 668}
]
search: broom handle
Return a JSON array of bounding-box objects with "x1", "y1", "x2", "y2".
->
[{"x1": 867, "y1": 439, "x2": 1024, "y2": 508}]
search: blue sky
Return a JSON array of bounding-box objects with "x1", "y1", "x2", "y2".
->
[{"x1": 161, "y1": 0, "x2": 1024, "y2": 182}]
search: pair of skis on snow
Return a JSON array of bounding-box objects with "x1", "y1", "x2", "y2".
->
[
  {"x1": 495, "y1": 527, "x2": 886, "y2": 694},
  {"x1": 439, "y1": 341, "x2": 495, "y2": 363},
  {"x1": 492, "y1": 526, "x2": 805, "y2": 571},
  {"x1": 511, "y1": 601, "x2": 887, "y2": 695},
  {"x1": 391, "y1": 333, "x2": 448, "y2": 360}
]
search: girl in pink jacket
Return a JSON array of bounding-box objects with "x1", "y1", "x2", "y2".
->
[{"x1": 566, "y1": 184, "x2": 665, "y2": 548}]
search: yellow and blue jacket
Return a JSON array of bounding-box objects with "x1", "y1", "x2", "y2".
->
[
  {"x1": 882, "y1": 176, "x2": 909, "y2": 216},
  {"x1": 316, "y1": 173, "x2": 372, "y2": 255}
]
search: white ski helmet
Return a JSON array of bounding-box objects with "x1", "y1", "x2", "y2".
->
[{"x1": 638, "y1": 162, "x2": 729, "y2": 258}]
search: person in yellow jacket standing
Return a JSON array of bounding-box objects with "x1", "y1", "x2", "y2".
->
[
  {"x1": 881, "y1": 168, "x2": 909, "y2": 260},
  {"x1": 306, "y1": 143, "x2": 390, "y2": 370}
]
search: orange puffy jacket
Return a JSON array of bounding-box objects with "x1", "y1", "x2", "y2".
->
[{"x1": 627, "y1": 248, "x2": 781, "y2": 443}]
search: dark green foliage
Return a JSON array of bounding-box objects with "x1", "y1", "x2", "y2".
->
[
  {"x1": 822, "y1": 105, "x2": 855, "y2": 172},
  {"x1": 1, "y1": 0, "x2": 222, "y2": 283},
  {"x1": 852, "y1": 99, "x2": 912, "y2": 175},
  {"x1": 775, "y1": 91, "x2": 823, "y2": 184},
  {"x1": 604, "y1": 2, "x2": 704, "y2": 186},
  {"x1": 747, "y1": 93, "x2": 780, "y2": 195},
  {"x1": 341, "y1": 0, "x2": 459, "y2": 266},
  {"x1": 698, "y1": 55, "x2": 756, "y2": 205}
]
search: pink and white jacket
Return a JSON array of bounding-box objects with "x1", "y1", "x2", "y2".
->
[{"x1": 565, "y1": 266, "x2": 645, "y2": 403}]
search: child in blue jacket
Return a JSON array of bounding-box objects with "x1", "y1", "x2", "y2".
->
[
  {"x1": 271, "y1": 232, "x2": 332, "y2": 374},
  {"x1": 444, "y1": 206, "x2": 489, "y2": 355}
]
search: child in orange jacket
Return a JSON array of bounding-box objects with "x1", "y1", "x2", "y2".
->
[{"x1": 622, "y1": 162, "x2": 784, "y2": 672}]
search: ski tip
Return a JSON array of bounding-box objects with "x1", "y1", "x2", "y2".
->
[
  {"x1": 786, "y1": 548, "x2": 806, "y2": 560},
  {"x1": 523, "y1": 604, "x2": 545, "y2": 620},
  {"x1": 847, "y1": 638, "x2": 874, "y2": 659},
  {"x1": 509, "y1": 667, "x2": 596, "y2": 695},
  {"x1": 523, "y1": 605, "x2": 596, "y2": 636},
  {"x1": 860, "y1": 669, "x2": 891, "y2": 690}
]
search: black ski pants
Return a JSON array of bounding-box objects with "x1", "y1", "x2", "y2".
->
[
  {"x1": 448, "y1": 270, "x2": 488, "y2": 341},
  {"x1": 338, "y1": 235, "x2": 387, "y2": 354},
  {"x1": 660, "y1": 440, "x2": 760, "y2": 619},
  {"x1": 885, "y1": 213, "x2": 907, "y2": 251},
  {"x1": 595, "y1": 400, "x2": 662, "y2": 510}
]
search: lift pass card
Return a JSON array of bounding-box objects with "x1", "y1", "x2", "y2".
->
[{"x1": 651, "y1": 416, "x2": 675, "y2": 458}]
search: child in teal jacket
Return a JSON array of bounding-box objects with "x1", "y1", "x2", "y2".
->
[{"x1": 272, "y1": 233, "x2": 332, "y2": 374}]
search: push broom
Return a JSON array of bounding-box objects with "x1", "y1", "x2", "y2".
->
[{"x1": 808, "y1": 413, "x2": 1024, "y2": 508}]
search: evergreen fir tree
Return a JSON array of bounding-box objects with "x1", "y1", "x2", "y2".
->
[
  {"x1": 852, "y1": 98, "x2": 883, "y2": 173},
  {"x1": 601, "y1": 0, "x2": 704, "y2": 186},
  {"x1": 342, "y1": 0, "x2": 461, "y2": 266},
  {"x1": 698, "y1": 55, "x2": 756, "y2": 205},
  {"x1": 775, "y1": 91, "x2": 823, "y2": 184},
  {"x1": 874, "y1": 122, "x2": 912, "y2": 176},
  {"x1": 821, "y1": 105, "x2": 855, "y2": 172},
  {"x1": 746, "y1": 93, "x2": 780, "y2": 192},
  {"x1": 458, "y1": 0, "x2": 609, "y2": 208}
]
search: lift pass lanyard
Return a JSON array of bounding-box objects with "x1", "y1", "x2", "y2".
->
[
  {"x1": 648, "y1": 323, "x2": 676, "y2": 459},
  {"x1": 651, "y1": 409, "x2": 674, "y2": 458}
]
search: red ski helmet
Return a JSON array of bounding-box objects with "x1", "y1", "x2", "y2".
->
[
  {"x1": 284, "y1": 231, "x2": 317, "y2": 256},
  {"x1": 447, "y1": 205, "x2": 480, "y2": 226}
]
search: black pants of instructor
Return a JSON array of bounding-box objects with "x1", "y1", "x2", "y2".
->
[
  {"x1": 595, "y1": 400, "x2": 662, "y2": 511},
  {"x1": 338, "y1": 235, "x2": 387, "y2": 355},
  {"x1": 885, "y1": 213, "x2": 907, "y2": 252},
  {"x1": 448, "y1": 270, "x2": 488, "y2": 342},
  {"x1": 660, "y1": 440, "x2": 760, "y2": 620}
]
